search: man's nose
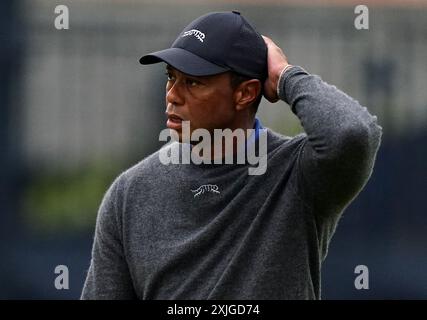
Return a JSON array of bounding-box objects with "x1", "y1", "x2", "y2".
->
[{"x1": 166, "y1": 81, "x2": 184, "y2": 106}]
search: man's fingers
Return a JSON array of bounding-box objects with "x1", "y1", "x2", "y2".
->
[
  {"x1": 262, "y1": 36, "x2": 275, "y2": 51},
  {"x1": 261, "y1": 35, "x2": 270, "y2": 42},
  {"x1": 261, "y1": 35, "x2": 289, "y2": 103}
]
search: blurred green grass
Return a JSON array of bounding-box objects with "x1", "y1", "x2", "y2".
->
[{"x1": 23, "y1": 161, "x2": 121, "y2": 233}]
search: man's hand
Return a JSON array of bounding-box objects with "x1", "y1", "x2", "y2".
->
[{"x1": 262, "y1": 36, "x2": 290, "y2": 103}]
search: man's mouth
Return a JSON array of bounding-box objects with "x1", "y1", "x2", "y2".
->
[{"x1": 166, "y1": 114, "x2": 183, "y2": 130}]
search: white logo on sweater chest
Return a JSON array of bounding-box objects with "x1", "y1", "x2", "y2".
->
[{"x1": 191, "y1": 184, "x2": 220, "y2": 197}]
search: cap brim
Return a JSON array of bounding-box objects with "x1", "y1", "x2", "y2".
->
[{"x1": 139, "y1": 47, "x2": 230, "y2": 76}]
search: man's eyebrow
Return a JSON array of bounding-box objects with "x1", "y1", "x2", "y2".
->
[{"x1": 165, "y1": 65, "x2": 205, "y2": 80}]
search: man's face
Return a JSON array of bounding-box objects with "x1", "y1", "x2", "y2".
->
[{"x1": 165, "y1": 65, "x2": 237, "y2": 141}]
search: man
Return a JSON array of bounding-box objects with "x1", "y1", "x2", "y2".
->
[{"x1": 81, "y1": 11, "x2": 382, "y2": 299}]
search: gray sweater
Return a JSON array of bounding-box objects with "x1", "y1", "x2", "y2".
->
[{"x1": 81, "y1": 66, "x2": 382, "y2": 299}]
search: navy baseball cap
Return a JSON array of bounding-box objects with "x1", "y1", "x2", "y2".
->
[{"x1": 139, "y1": 11, "x2": 267, "y2": 80}]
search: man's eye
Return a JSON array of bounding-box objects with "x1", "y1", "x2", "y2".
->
[
  {"x1": 187, "y1": 79, "x2": 201, "y2": 87},
  {"x1": 165, "y1": 72, "x2": 174, "y2": 81}
]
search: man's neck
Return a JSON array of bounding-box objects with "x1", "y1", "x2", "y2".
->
[{"x1": 195, "y1": 117, "x2": 258, "y2": 161}]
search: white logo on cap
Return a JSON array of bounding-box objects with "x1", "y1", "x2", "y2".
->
[{"x1": 182, "y1": 29, "x2": 205, "y2": 43}]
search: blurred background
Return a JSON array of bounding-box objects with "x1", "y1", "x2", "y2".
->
[{"x1": 1, "y1": 0, "x2": 426, "y2": 299}]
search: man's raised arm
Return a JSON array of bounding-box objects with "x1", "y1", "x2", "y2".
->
[{"x1": 263, "y1": 36, "x2": 382, "y2": 217}]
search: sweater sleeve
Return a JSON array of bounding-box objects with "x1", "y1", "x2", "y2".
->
[
  {"x1": 278, "y1": 66, "x2": 382, "y2": 221},
  {"x1": 81, "y1": 173, "x2": 137, "y2": 299}
]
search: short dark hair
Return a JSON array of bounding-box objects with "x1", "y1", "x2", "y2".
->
[{"x1": 229, "y1": 72, "x2": 263, "y2": 113}]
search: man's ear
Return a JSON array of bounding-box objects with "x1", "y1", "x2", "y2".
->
[{"x1": 234, "y1": 79, "x2": 261, "y2": 111}]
